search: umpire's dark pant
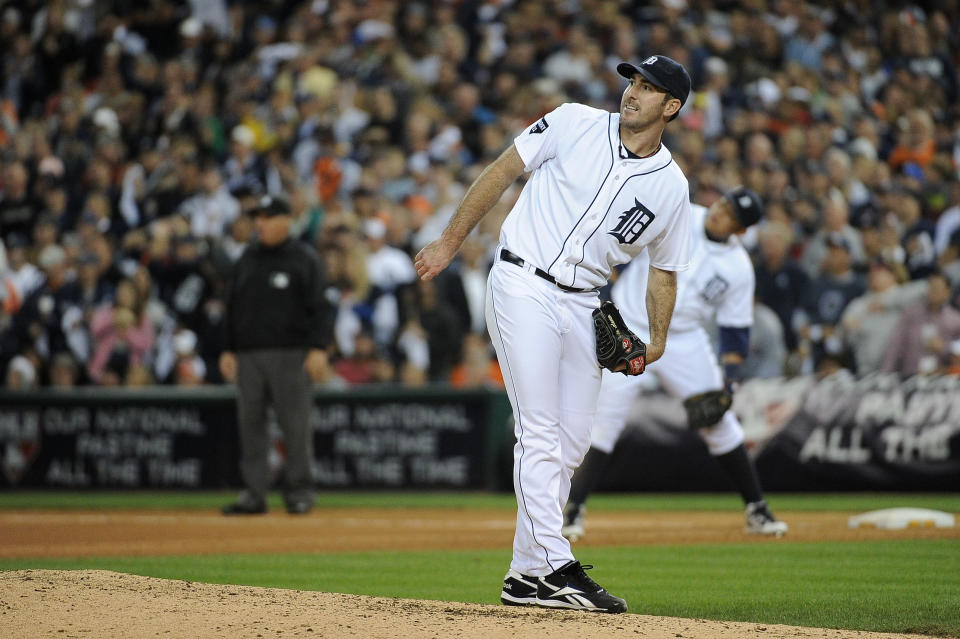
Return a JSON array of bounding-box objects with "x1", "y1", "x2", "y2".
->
[{"x1": 236, "y1": 348, "x2": 314, "y2": 505}]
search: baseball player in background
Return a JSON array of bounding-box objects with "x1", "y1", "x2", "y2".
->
[
  {"x1": 416, "y1": 56, "x2": 693, "y2": 613},
  {"x1": 561, "y1": 187, "x2": 789, "y2": 542}
]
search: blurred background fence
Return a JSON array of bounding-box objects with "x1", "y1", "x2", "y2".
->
[{"x1": 2, "y1": 371, "x2": 958, "y2": 492}]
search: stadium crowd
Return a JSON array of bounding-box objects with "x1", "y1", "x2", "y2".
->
[{"x1": 1, "y1": 0, "x2": 960, "y2": 389}]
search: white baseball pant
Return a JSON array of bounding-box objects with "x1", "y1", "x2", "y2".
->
[
  {"x1": 485, "y1": 256, "x2": 601, "y2": 577},
  {"x1": 590, "y1": 326, "x2": 744, "y2": 456}
]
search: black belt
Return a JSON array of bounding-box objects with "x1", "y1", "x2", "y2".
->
[{"x1": 499, "y1": 248, "x2": 595, "y2": 293}]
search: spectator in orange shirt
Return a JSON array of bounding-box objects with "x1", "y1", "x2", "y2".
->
[
  {"x1": 946, "y1": 339, "x2": 960, "y2": 377},
  {"x1": 449, "y1": 333, "x2": 503, "y2": 389},
  {"x1": 887, "y1": 108, "x2": 935, "y2": 170}
]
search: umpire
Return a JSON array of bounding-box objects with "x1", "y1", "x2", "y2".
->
[{"x1": 219, "y1": 194, "x2": 333, "y2": 515}]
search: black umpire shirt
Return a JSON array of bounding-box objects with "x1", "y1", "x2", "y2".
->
[{"x1": 224, "y1": 237, "x2": 333, "y2": 352}]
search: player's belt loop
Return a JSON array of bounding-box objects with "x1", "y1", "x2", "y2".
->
[{"x1": 499, "y1": 248, "x2": 595, "y2": 293}]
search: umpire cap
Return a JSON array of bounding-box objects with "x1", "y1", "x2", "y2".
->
[
  {"x1": 617, "y1": 55, "x2": 691, "y2": 121},
  {"x1": 250, "y1": 194, "x2": 291, "y2": 217},
  {"x1": 725, "y1": 187, "x2": 764, "y2": 228}
]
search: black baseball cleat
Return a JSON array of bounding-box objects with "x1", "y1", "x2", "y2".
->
[
  {"x1": 500, "y1": 569, "x2": 539, "y2": 606},
  {"x1": 285, "y1": 501, "x2": 312, "y2": 515},
  {"x1": 745, "y1": 500, "x2": 788, "y2": 536},
  {"x1": 561, "y1": 503, "x2": 586, "y2": 542},
  {"x1": 222, "y1": 498, "x2": 267, "y2": 515},
  {"x1": 536, "y1": 560, "x2": 627, "y2": 613}
]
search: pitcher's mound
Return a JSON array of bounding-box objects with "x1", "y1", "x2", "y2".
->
[{"x1": 0, "y1": 570, "x2": 932, "y2": 639}]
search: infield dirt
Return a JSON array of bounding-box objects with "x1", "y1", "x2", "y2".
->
[{"x1": 1, "y1": 508, "x2": 956, "y2": 638}]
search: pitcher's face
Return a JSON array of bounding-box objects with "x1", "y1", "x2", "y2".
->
[{"x1": 620, "y1": 76, "x2": 673, "y2": 131}]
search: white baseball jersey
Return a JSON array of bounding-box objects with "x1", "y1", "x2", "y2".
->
[
  {"x1": 591, "y1": 204, "x2": 756, "y2": 458},
  {"x1": 486, "y1": 102, "x2": 691, "y2": 577},
  {"x1": 503, "y1": 102, "x2": 691, "y2": 289}
]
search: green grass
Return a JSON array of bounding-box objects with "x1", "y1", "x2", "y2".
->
[
  {"x1": 2, "y1": 490, "x2": 959, "y2": 513},
  {"x1": 2, "y1": 541, "x2": 957, "y2": 636}
]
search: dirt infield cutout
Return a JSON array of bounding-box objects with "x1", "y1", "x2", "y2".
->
[{"x1": 3, "y1": 508, "x2": 957, "y2": 558}]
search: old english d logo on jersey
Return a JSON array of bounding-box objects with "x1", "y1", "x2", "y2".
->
[
  {"x1": 529, "y1": 116, "x2": 548, "y2": 134},
  {"x1": 700, "y1": 274, "x2": 729, "y2": 302},
  {"x1": 609, "y1": 199, "x2": 656, "y2": 244}
]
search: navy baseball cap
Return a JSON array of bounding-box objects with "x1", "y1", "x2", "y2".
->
[
  {"x1": 725, "y1": 187, "x2": 764, "y2": 228},
  {"x1": 617, "y1": 55, "x2": 691, "y2": 121},
  {"x1": 5, "y1": 232, "x2": 29, "y2": 249},
  {"x1": 251, "y1": 194, "x2": 291, "y2": 217}
]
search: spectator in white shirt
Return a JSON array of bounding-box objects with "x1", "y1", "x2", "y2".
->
[
  {"x1": 4, "y1": 234, "x2": 44, "y2": 300},
  {"x1": 363, "y1": 218, "x2": 416, "y2": 347},
  {"x1": 180, "y1": 164, "x2": 240, "y2": 239}
]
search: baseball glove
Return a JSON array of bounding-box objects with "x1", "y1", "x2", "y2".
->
[
  {"x1": 683, "y1": 389, "x2": 733, "y2": 429},
  {"x1": 592, "y1": 301, "x2": 646, "y2": 375}
]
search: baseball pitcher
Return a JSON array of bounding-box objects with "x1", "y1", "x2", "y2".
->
[{"x1": 417, "y1": 55, "x2": 693, "y2": 613}]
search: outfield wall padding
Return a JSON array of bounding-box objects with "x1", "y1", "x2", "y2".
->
[
  {"x1": 0, "y1": 386, "x2": 512, "y2": 491},
  {"x1": 1, "y1": 372, "x2": 958, "y2": 492}
]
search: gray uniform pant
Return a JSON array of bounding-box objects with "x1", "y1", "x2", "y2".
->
[{"x1": 236, "y1": 348, "x2": 314, "y2": 504}]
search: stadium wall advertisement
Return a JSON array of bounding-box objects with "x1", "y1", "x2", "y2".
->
[
  {"x1": 0, "y1": 387, "x2": 512, "y2": 491},
  {"x1": 1, "y1": 373, "x2": 958, "y2": 491},
  {"x1": 749, "y1": 373, "x2": 960, "y2": 491},
  {"x1": 601, "y1": 372, "x2": 960, "y2": 492}
]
